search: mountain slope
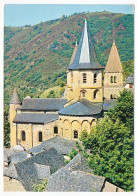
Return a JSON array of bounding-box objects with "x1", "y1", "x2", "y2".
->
[{"x1": 4, "y1": 12, "x2": 134, "y2": 105}]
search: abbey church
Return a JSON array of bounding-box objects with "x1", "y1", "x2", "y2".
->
[{"x1": 9, "y1": 19, "x2": 124, "y2": 149}]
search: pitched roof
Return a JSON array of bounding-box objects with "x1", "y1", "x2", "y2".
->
[
  {"x1": 126, "y1": 73, "x2": 134, "y2": 84},
  {"x1": 28, "y1": 136, "x2": 76, "y2": 155},
  {"x1": 4, "y1": 164, "x2": 18, "y2": 180},
  {"x1": 65, "y1": 153, "x2": 93, "y2": 173},
  {"x1": 68, "y1": 19, "x2": 104, "y2": 70},
  {"x1": 20, "y1": 98, "x2": 67, "y2": 111},
  {"x1": 13, "y1": 113, "x2": 59, "y2": 124},
  {"x1": 15, "y1": 147, "x2": 65, "y2": 191},
  {"x1": 4, "y1": 148, "x2": 15, "y2": 163},
  {"x1": 34, "y1": 163, "x2": 50, "y2": 180},
  {"x1": 46, "y1": 167, "x2": 105, "y2": 192},
  {"x1": 8, "y1": 151, "x2": 28, "y2": 165},
  {"x1": 59, "y1": 99, "x2": 103, "y2": 116},
  {"x1": 105, "y1": 40, "x2": 123, "y2": 73},
  {"x1": 10, "y1": 88, "x2": 21, "y2": 104}
]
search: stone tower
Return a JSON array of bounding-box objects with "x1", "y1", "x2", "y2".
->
[
  {"x1": 10, "y1": 88, "x2": 21, "y2": 147},
  {"x1": 67, "y1": 19, "x2": 104, "y2": 103},
  {"x1": 104, "y1": 40, "x2": 124, "y2": 99}
]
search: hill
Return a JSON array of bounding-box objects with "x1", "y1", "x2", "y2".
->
[{"x1": 4, "y1": 11, "x2": 134, "y2": 105}]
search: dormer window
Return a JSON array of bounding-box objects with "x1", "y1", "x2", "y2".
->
[{"x1": 83, "y1": 73, "x2": 87, "y2": 83}]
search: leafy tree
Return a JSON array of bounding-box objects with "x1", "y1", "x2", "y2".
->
[
  {"x1": 33, "y1": 178, "x2": 48, "y2": 192},
  {"x1": 107, "y1": 90, "x2": 134, "y2": 132},
  {"x1": 4, "y1": 108, "x2": 10, "y2": 148},
  {"x1": 81, "y1": 90, "x2": 134, "y2": 191}
]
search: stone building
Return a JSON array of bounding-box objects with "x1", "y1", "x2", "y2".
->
[{"x1": 9, "y1": 19, "x2": 124, "y2": 149}]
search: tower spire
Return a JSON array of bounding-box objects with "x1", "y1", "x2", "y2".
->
[
  {"x1": 105, "y1": 40, "x2": 123, "y2": 73},
  {"x1": 10, "y1": 88, "x2": 21, "y2": 104}
]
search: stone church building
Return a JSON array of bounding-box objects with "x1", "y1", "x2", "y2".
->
[{"x1": 9, "y1": 19, "x2": 124, "y2": 149}]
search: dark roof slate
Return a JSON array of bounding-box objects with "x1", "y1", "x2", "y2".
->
[
  {"x1": 13, "y1": 113, "x2": 59, "y2": 124},
  {"x1": 21, "y1": 98, "x2": 67, "y2": 111},
  {"x1": 15, "y1": 147, "x2": 65, "y2": 191},
  {"x1": 28, "y1": 136, "x2": 76, "y2": 155},
  {"x1": 126, "y1": 73, "x2": 134, "y2": 84},
  {"x1": 4, "y1": 148, "x2": 15, "y2": 163},
  {"x1": 67, "y1": 21, "x2": 104, "y2": 70},
  {"x1": 59, "y1": 99, "x2": 103, "y2": 116},
  {"x1": 46, "y1": 167, "x2": 105, "y2": 192},
  {"x1": 103, "y1": 99, "x2": 117, "y2": 111},
  {"x1": 4, "y1": 164, "x2": 18, "y2": 179},
  {"x1": 65, "y1": 153, "x2": 93, "y2": 173},
  {"x1": 8, "y1": 151, "x2": 28, "y2": 165},
  {"x1": 34, "y1": 163, "x2": 50, "y2": 180}
]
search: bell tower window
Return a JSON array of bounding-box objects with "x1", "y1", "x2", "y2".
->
[
  {"x1": 83, "y1": 73, "x2": 87, "y2": 83},
  {"x1": 94, "y1": 73, "x2": 97, "y2": 83},
  {"x1": 38, "y1": 131, "x2": 42, "y2": 142},
  {"x1": 111, "y1": 76, "x2": 113, "y2": 83},
  {"x1": 114, "y1": 76, "x2": 117, "y2": 83},
  {"x1": 54, "y1": 126, "x2": 58, "y2": 134}
]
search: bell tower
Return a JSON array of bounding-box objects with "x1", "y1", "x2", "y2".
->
[
  {"x1": 67, "y1": 19, "x2": 104, "y2": 103},
  {"x1": 104, "y1": 40, "x2": 124, "y2": 99}
]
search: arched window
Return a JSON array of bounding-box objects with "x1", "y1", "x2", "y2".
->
[
  {"x1": 38, "y1": 131, "x2": 42, "y2": 142},
  {"x1": 111, "y1": 76, "x2": 113, "y2": 83},
  {"x1": 94, "y1": 73, "x2": 97, "y2": 83},
  {"x1": 110, "y1": 94, "x2": 113, "y2": 99},
  {"x1": 114, "y1": 76, "x2": 117, "y2": 83},
  {"x1": 94, "y1": 90, "x2": 98, "y2": 99},
  {"x1": 83, "y1": 73, "x2": 87, "y2": 83},
  {"x1": 81, "y1": 90, "x2": 86, "y2": 98},
  {"x1": 54, "y1": 126, "x2": 58, "y2": 134},
  {"x1": 21, "y1": 131, "x2": 26, "y2": 141},
  {"x1": 74, "y1": 130, "x2": 78, "y2": 139}
]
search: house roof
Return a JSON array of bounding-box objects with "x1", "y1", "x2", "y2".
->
[
  {"x1": 105, "y1": 40, "x2": 123, "y2": 73},
  {"x1": 13, "y1": 113, "x2": 59, "y2": 124},
  {"x1": 34, "y1": 163, "x2": 50, "y2": 180},
  {"x1": 68, "y1": 19, "x2": 104, "y2": 70},
  {"x1": 46, "y1": 167, "x2": 105, "y2": 192},
  {"x1": 4, "y1": 148, "x2": 15, "y2": 163},
  {"x1": 126, "y1": 73, "x2": 134, "y2": 84},
  {"x1": 28, "y1": 136, "x2": 76, "y2": 155},
  {"x1": 20, "y1": 98, "x2": 67, "y2": 111},
  {"x1": 15, "y1": 147, "x2": 65, "y2": 191},
  {"x1": 10, "y1": 88, "x2": 21, "y2": 104},
  {"x1": 4, "y1": 164, "x2": 18, "y2": 180},
  {"x1": 59, "y1": 99, "x2": 103, "y2": 116},
  {"x1": 65, "y1": 153, "x2": 93, "y2": 173},
  {"x1": 8, "y1": 151, "x2": 28, "y2": 165}
]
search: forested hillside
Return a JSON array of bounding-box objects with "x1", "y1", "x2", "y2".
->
[{"x1": 4, "y1": 11, "x2": 134, "y2": 105}]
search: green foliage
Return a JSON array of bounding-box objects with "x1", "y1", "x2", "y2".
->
[
  {"x1": 4, "y1": 107, "x2": 10, "y2": 148},
  {"x1": 67, "y1": 148, "x2": 79, "y2": 160},
  {"x1": 107, "y1": 90, "x2": 134, "y2": 131},
  {"x1": 47, "y1": 90, "x2": 55, "y2": 98},
  {"x1": 81, "y1": 90, "x2": 134, "y2": 191},
  {"x1": 33, "y1": 178, "x2": 48, "y2": 192}
]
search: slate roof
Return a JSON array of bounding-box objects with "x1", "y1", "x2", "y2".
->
[
  {"x1": 126, "y1": 73, "x2": 134, "y2": 84},
  {"x1": 59, "y1": 99, "x2": 103, "y2": 116},
  {"x1": 4, "y1": 148, "x2": 15, "y2": 163},
  {"x1": 65, "y1": 153, "x2": 93, "y2": 173},
  {"x1": 15, "y1": 147, "x2": 65, "y2": 191},
  {"x1": 46, "y1": 167, "x2": 105, "y2": 192},
  {"x1": 68, "y1": 19, "x2": 104, "y2": 70},
  {"x1": 10, "y1": 88, "x2": 21, "y2": 104},
  {"x1": 8, "y1": 151, "x2": 28, "y2": 165},
  {"x1": 105, "y1": 40, "x2": 123, "y2": 73},
  {"x1": 103, "y1": 99, "x2": 117, "y2": 111},
  {"x1": 13, "y1": 113, "x2": 59, "y2": 124},
  {"x1": 34, "y1": 163, "x2": 50, "y2": 180},
  {"x1": 28, "y1": 136, "x2": 76, "y2": 155},
  {"x1": 20, "y1": 98, "x2": 67, "y2": 111},
  {"x1": 4, "y1": 164, "x2": 18, "y2": 180}
]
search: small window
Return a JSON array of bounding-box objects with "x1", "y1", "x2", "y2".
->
[
  {"x1": 21, "y1": 131, "x2": 26, "y2": 141},
  {"x1": 38, "y1": 131, "x2": 42, "y2": 142},
  {"x1": 114, "y1": 76, "x2": 117, "y2": 83},
  {"x1": 54, "y1": 126, "x2": 58, "y2": 134},
  {"x1": 110, "y1": 94, "x2": 113, "y2": 99},
  {"x1": 94, "y1": 73, "x2": 97, "y2": 83},
  {"x1": 83, "y1": 73, "x2": 87, "y2": 83},
  {"x1": 94, "y1": 90, "x2": 98, "y2": 99},
  {"x1": 81, "y1": 90, "x2": 86, "y2": 97},
  {"x1": 74, "y1": 130, "x2": 78, "y2": 139},
  {"x1": 111, "y1": 76, "x2": 113, "y2": 83}
]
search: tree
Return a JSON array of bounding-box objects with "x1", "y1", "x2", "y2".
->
[
  {"x1": 33, "y1": 178, "x2": 48, "y2": 192},
  {"x1": 81, "y1": 90, "x2": 134, "y2": 191},
  {"x1": 47, "y1": 90, "x2": 55, "y2": 98},
  {"x1": 4, "y1": 108, "x2": 10, "y2": 148}
]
